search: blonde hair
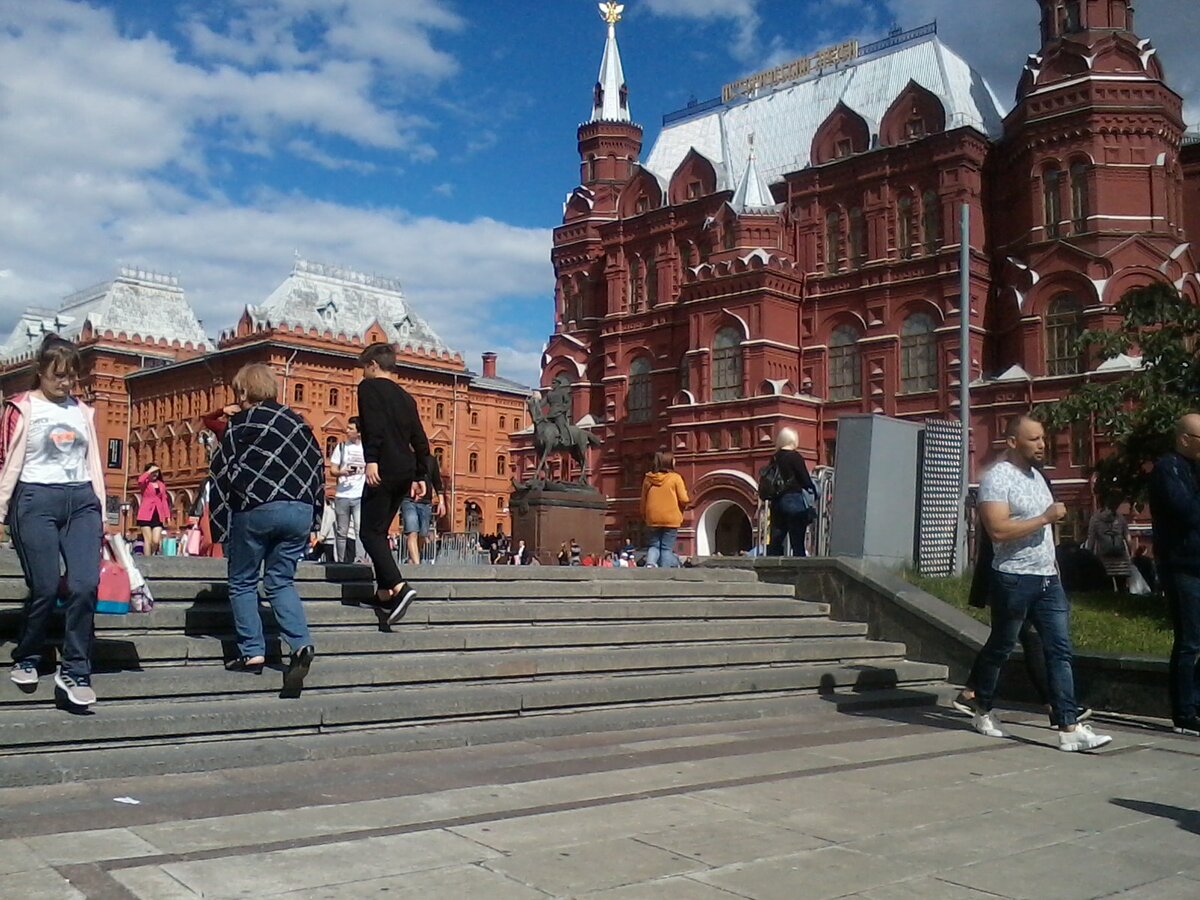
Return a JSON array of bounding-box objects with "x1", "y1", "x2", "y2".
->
[
  {"x1": 775, "y1": 427, "x2": 799, "y2": 451},
  {"x1": 232, "y1": 364, "x2": 278, "y2": 405}
]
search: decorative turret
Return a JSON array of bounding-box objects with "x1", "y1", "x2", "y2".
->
[
  {"x1": 729, "y1": 139, "x2": 777, "y2": 215},
  {"x1": 1037, "y1": 0, "x2": 1134, "y2": 48},
  {"x1": 577, "y1": 2, "x2": 643, "y2": 196}
]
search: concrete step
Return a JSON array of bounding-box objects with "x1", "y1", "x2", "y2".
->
[
  {"x1": 0, "y1": 599, "x2": 830, "y2": 639},
  {"x1": 0, "y1": 658, "x2": 949, "y2": 752},
  {"x1": 76, "y1": 617, "x2": 871, "y2": 664},
  {"x1": 0, "y1": 579, "x2": 800, "y2": 603},
  {"x1": 0, "y1": 638, "x2": 914, "y2": 706},
  {"x1": 0, "y1": 692, "x2": 928, "y2": 788}
]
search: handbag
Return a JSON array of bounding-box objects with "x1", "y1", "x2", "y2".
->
[
  {"x1": 57, "y1": 537, "x2": 132, "y2": 615},
  {"x1": 184, "y1": 527, "x2": 202, "y2": 557}
]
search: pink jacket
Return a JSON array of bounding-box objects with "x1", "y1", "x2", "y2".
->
[
  {"x1": 136, "y1": 470, "x2": 171, "y2": 524},
  {"x1": 0, "y1": 391, "x2": 106, "y2": 523}
]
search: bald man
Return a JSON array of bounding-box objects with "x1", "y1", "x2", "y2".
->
[
  {"x1": 1149, "y1": 414, "x2": 1200, "y2": 735},
  {"x1": 962, "y1": 414, "x2": 1112, "y2": 752}
]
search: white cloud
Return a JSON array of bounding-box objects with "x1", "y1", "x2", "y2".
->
[
  {"x1": 643, "y1": 0, "x2": 763, "y2": 63},
  {"x1": 0, "y1": 0, "x2": 554, "y2": 388}
]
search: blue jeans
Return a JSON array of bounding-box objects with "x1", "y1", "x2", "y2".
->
[
  {"x1": 1164, "y1": 570, "x2": 1200, "y2": 721},
  {"x1": 227, "y1": 501, "x2": 314, "y2": 658},
  {"x1": 645, "y1": 527, "x2": 679, "y2": 567},
  {"x1": 9, "y1": 483, "x2": 103, "y2": 678},
  {"x1": 400, "y1": 498, "x2": 432, "y2": 535},
  {"x1": 767, "y1": 492, "x2": 811, "y2": 557},
  {"x1": 971, "y1": 572, "x2": 1078, "y2": 727}
]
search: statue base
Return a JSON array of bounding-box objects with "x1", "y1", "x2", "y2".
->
[{"x1": 509, "y1": 485, "x2": 607, "y2": 566}]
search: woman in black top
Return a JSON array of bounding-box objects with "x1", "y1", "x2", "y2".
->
[
  {"x1": 767, "y1": 427, "x2": 816, "y2": 557},
  {"x1": 356, "y1": 342, "x2": 431, "y2": 625}
]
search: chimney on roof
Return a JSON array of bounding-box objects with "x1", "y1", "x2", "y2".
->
[{"x1": 481, "y1": 352, "x2": 498, "y2": 378}]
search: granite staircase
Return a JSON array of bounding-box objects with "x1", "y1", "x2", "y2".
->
[{"x1": 0, "y1": 555, "x2": 948, "y2": 786}]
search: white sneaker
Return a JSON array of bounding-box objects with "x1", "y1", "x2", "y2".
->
[
  {"x1": 972, "y1": 712, "x2": 1005, "y2": 738},
  {"x1": 1059, "y1": 723, "x2": 1112, "y2": 752}
]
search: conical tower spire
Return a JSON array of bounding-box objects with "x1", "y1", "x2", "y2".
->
[
  {"x1": 730, "y1": 137, "x2": 776, "y2": 214},
  {"x1": 591, "y1": 2, "x2": 631, "y2": 123}
]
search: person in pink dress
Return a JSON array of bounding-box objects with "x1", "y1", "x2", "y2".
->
[{"x1": 136, "y1": 463, "x2": 171, "y2": 556}]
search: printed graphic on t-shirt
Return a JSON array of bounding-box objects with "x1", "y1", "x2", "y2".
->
[{"x1": 38, "y1": 420, "x2": 88, "y2": 480}]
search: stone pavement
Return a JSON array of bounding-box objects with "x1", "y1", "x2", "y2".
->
[{"x1": 2, "y1": 698, "x2": 1198, "y2": 899}]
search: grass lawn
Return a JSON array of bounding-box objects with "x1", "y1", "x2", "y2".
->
[{"x1": 903, "y1": 571, "x2": 1174, "y2": 658}]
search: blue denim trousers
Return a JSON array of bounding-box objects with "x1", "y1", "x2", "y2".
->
[
  {"x1": 767, "y1": 492, "x2": 810, "y2": 557},
  {"x1": 645, "y1": 527, "x2": 679, "y2": 567},
  {"x1": 9, "y1": 483, "x2": 103, "y2": 677},
  {"x1": 1163, "y1": 570, "x2": 1200, "y2": 721},
  {"x1": 971, "y1": 572, "x2": 1078, "y2": 727},
  {"x1": 227, "y1": 500, "x2": 314, "y2": 658}
]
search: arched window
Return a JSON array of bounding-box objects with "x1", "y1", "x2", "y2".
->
[
  {"x1": 586, "y1": 153, "x2": 596, "y2": 181},
  {"x1": 828, "y1": 325, "x2": 863, "y2": 401},
  {"x1": 496, "y1": 496, "x2": 504, "y2": 511},
  {"x1": 900, "y1": 313, "x2": 938, "y2": 394},
  {"x1": 325, "y1": 435, "x2": 339, "y2": 458},
  {"x1": 826, "y1": 208, "x2": 843, "y2": 273},
  {"x1": 465, "y1": 501, "x2": 482, "y2": 533},
  {"x1": 1046, "y1": 294, "x2": 1085, "y2": 376},
  {"x1": 849, "y1": 207, "x2": 865, "y2": 267},
  {"x1": 1070, "y1": 161, "x2": 1090, "y2": 233},
  {"x1": 1044, "y1": 167, "x2": 1063, "y2": 239},
  {"x1": 471, "y1": 411, "x2": 479, "y2": 427},
  {"x1": 434, "y1": 446, "x2": 445, "y2": 468},
  {"x1": 723, "y1": 224, "x2": 736, "y2": 251},
  {"x1": 436, "y1": 402, "x2": 445, "y2": 420},
  {"x1": 1065, "y1": 0, "x2": 1082, "y2": 32},
  {"x1": 499, "y1": 415, "x2": 506, "y2": 430},
  {"x1": 679, "y1": 354, "x2": 690, "y2": 396},
  {"x1": 646, "y1": 257, "x2": 658, "y2": 306},
  {"x1": 627, "y1": 356, "x2": 653, "y2": 423},
  {"x1": 711, "y1": 327, "x2": 744, "y2": 401},
  {"x1": 898, "y1": 195, "x2": 916, "y2": 258},
  {"x1": 293, "y1": 383, "x2": 304, "y2": 403},
  {"x1": 496, "y1": 454, "x2": 507, "y2": 476},
  {"x1": 468, "y1": 451, "x2": 479, "y2": 474},
  {"x1": 329, "y1": 387, "x2": 339, "y2": 408},
  {"x1": 922, "y1": 191, "x2": 942, "y2": 253}
]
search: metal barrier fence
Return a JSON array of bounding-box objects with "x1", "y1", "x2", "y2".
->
[{"x1": 432, "y1": 532, "x2": 489, "y2": 566}]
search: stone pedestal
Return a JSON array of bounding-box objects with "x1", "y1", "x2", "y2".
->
[{"x1": 510, "y1": 485, "x2": 607, "y2": 565}]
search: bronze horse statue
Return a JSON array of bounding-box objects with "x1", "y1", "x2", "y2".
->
[{"x1": 525, "y1": 392, "x2": 602, "y2": 485}]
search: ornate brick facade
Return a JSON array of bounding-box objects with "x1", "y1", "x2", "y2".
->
[
  {"x1": 1, "y1": 263, "x2": 528, "y2": 536},
  {"x1": 521, "y1": 0, "x2": 1200, "y2": 555}
]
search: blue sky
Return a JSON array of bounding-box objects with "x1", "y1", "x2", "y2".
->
[{"x1": 0, "y1": 0, "x2": 1194, "y2": 387}]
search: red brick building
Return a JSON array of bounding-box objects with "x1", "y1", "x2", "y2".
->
[
  {"x1": 525, "y1": 0, "x2": 1200, "y2": 554},
  {"x1": 0, "y1": 261, "x2": 528, "y2": 536}
]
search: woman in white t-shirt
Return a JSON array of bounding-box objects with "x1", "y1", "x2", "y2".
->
[{"x1": 0, "y1": 336, "x2": 107, "y2": 708}]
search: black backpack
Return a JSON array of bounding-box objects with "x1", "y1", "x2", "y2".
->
[{"x1": 757, "y1": 459, "x2": 792, "y2": 501}]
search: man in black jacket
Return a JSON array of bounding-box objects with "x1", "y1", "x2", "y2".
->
[
  {"x1": 1149, "y1": 414, "x2": 1200, "y2": 735},
  {"x1": 357, "y1": 342, "x2": 430, "y2": 624}
]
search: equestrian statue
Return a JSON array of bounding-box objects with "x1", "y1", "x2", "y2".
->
[{"x1": 523, "y1": 382, "x2": 602, "y2": 487}]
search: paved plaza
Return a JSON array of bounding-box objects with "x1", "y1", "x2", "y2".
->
[{"x1": 1, "y1": 698, "x2": 1198, "y2": 899}]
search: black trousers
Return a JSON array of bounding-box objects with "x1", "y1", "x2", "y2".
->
[{"x1": 360, "y1": 479, "x2": 412, "y2": 592}]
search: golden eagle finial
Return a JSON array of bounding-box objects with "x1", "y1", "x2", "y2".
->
[{"x1": 599, "y1": 2, "x2": 624, "y2": 26}]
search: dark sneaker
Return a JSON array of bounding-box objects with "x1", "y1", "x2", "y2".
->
[
  {"x1": 281, "y1": 645, "x2": 315, "y2": 699},
  {"x1": 1048, "y1": 706, "x2": 1095, "y2": 727},
  {"x1": 10, "y1": 660, "x2": 39, "y2": 686},
  {"x1": 951, "y1": 691, "x2": 979, "y2": 716},
  {"x1": 1172, "y1": 716, "x2": 1200, "y2": 736},
  {"x1": 55, "y1": 670, "x2": 96, "y2": 706},
  {"x1": 386, "y1": 582, "x2": 417, "y2": 625}
]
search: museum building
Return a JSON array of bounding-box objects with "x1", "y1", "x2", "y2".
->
[
  {"x1": 0, "y1": 260, "x2": 529, "y2": 536},
  {"x1": 524, "y1": 0, "x2": 1200, "y2": 555}
]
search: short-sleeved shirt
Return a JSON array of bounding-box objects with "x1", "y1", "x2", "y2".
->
[
  {"x1": 20, "y1": 395, "x2": 91, "y2": 485},
  {"x1": 979, "y1": 459, "x2": 1057, "y2": 576},
  {"x1": 332, "y1": 441, "x2": 366, "y2": 500}
]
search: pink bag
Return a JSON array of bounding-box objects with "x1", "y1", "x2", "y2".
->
[
  {"x1": 97, "y1": 556, "x2": 132, "y2": 615},
  {"x1": 185, "y1": 527, "x2": 202, "y2": 557}
]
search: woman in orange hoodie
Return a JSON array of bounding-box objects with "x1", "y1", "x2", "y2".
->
[{"x1": 640, "y1": 450, "x2": 689, "y2": 568}]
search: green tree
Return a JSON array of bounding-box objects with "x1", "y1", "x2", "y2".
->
[{"x1": 1039, "y1": 283, "x2": 1200, "y2": 507}]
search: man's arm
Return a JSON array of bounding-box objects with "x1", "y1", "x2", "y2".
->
[{"x1": 980, "y1": 499, "x2": 1065, "y2": 543}]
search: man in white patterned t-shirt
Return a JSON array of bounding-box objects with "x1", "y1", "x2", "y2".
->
[
  {"x1": 329, "y1": 418, "x2": 366, "y2": 563},
  {"x1": 963, "y1": 414, "x2": 1112, "y2": 752}
]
